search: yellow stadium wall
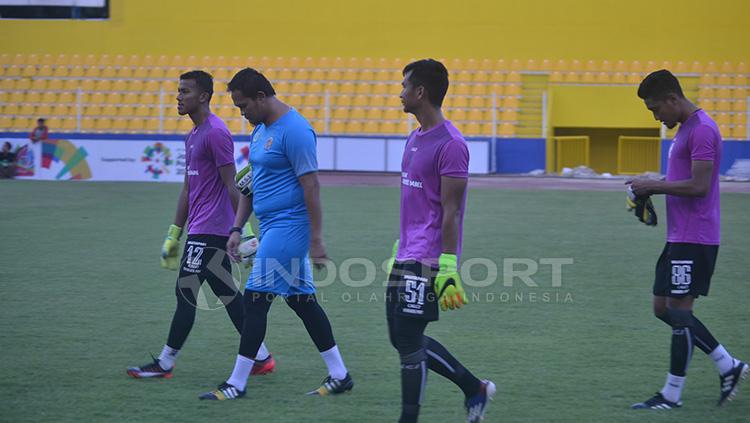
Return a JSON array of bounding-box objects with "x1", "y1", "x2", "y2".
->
[{"x1": 1, "y1": 0, "x2": 749, "y2": 62}]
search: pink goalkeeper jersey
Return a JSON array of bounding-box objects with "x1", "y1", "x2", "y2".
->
[
  {"x1": 397, "y1": 120, "x2": 469, "y2": 266},
  {"x1": 665, "y1": 109, "x2": 722, "y2": 245},
  {"x1": 185, "y1": 114, "x2": 235, "y2": 236}
]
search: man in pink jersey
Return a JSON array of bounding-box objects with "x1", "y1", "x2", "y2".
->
[
  {"x1": 127, "y1": 70, "x2": 274, "y2": 378},
  {"x1": 385, "y1": 59, "x2": 495, "y2": 423},
  {"x1": 629, "y1": 70, "x2": 747, "y2": 410}
]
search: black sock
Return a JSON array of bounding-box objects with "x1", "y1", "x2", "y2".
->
[
  {"x1": 238, "y1": 291, "x2": 274, "y2": 358},
  {"x1": 690, "y1": 314, "x2": 720, "y2": 353},
  {"x1": 166, "y1": 274, "x2": 201, "y2": 349},
  {"x1": 669, "y1": 309, "x2": 694, "y2": 377},
  {"x1": 399, "y1": 349, "x2": 426, "y2": 423},
  {"x1": 285, "y1": 294, "x2": 336, "y2": 352},
  {"x1": 656, "y1": 312, "x2": 718, "y2": 355},
  {"x1": 424, "y1": 336, "x2": 481, "y2": 397}
]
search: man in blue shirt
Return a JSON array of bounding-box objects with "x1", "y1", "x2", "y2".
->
[{"x1": 199, "y1": 68, "x2": 353, "y2": 400}]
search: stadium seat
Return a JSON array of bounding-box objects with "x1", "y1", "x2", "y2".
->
[
  {"x1": 118, "y1": 106, "x2": 135, "y2": 117},
  {"x1": 345, "y1": 120, "x2": 363, "y2": 133},
  {"x1": 732, "y1": 112, "x2": 747, "y2": 126},
  {"x1": 716, "y1": 100, "x2": 731, "y2": 112},
  {"x1": 365, "y1": 108, "x2": 383, "y2": 120},
  {"x1": 450, "y1": 109, "x2": 467, "y2": 122},
  {"x1": 127, "y1": 119, "x2": 145, "y2": 133},
  {"x1": 581, "y1": 72, "x2": 596, "y2": 83},
  {"x1": 498, "y1": 122, "x2": 515, "y2": 136},
  {"x1": 731, "y1": 99, "x2": 745, "y2": 112},
  {"x1": 383, "y1": 108, "x2": 400, "y2": 121},
  {"x1": 95, "y1": 118, "x2": 112, "y2": 132},
  {"x1": 4, "y1": 66, "x2": 21, "y2": 78},
  {"x1": 564, "y1": 72, "x2": 580, "y2": 83},
  {"x1": 329, "y1": 120, "x2": 345, "y2": 134},
  {"x1": 370, "y1": 96, "x2": 385, "y2": 108},
  {"x1": 9, "y1": 92, "x2": 24, "y2": 104},
  {"x1": 83, "y1": 105, "x2": 102, "y2": 117},
  {"x1": 730, "y1": 125, "x2": 746, "y2": 139},
  {"x1": 379, "y1": 121, "x2": 397, "y2": 134},
  {"x1": 25, "y1": 91, "x2": 41, "y2": 104},
  {"x1": 16, "y1": 79, "x2": 31, "y2": 90},
  {"x1": 333, "y1": 107, "x2": 349, "y2": 120},
  {"x1": 144, "y1": 118, "x2": 160, "y2": 133},
  {"x1": 350, "y1": 108, "x2": 366, "y2": 120},
  {"x1": 162, "y1": 118, "x2": 178, "y2": 133},
  {"x1": 733, "y1": 88, "x2": 747, "y2": 101},
  {"x1": 31, "y1": 79, "x2": 47, "y2": 91},
  {"x1": 52, "y1": 104, "x2": 69, "y2": 117},
  {"x1": 595, "y1": 72, "x2": 611, "y2": 83},
  {"x1": 362, "y1": 121, "x2": 379, "y2": 134},
  {"x1": 716, "y1": 113, "x2": 731, "y2": 125},
  {"x1": 353, "y1": 95, "x2": 368, "y2": 107},
  {"x1": 81, "y1": 117, "x2": 95, "y2": 131},
  {"x1": 3, "y1": 104, "x2": 20, "y2": 115}
]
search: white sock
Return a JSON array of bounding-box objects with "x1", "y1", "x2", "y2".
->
[
  {"x1": 157, "y1": 345, "x2": 179, "y2": 370},
  {"x1": 709, "y1": 345, "x2": 737, "y2": 374},
  {"x1": 320, "y1": 345, "x2": 348, "y2": 380},
  {"x1": 226, "y1": 355, "x2": 255, "y2": 392},
  {"x1": 660, "y1": 373, "x2": 686, "y2": 403},
  {"x1": 255, "y1": 342, "x2": 270, "y2": 361}
]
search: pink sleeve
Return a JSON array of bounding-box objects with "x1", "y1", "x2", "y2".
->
[
  {"x1": 689, "y1": 125, "x2": 718, "y2": 161},
  {"x1": 438, "y1": 139, "x2": 469, "y2": 178},
  {"x1": 208, "y1": 128, "x2": 235, "y2": 168}
]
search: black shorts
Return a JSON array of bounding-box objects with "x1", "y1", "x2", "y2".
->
[
  {"x1": 385, "y1": 260, "x2": 439, "y2": 322},
  {"x1": 177, "y1": 234, "x2": 238, "y2": 303},
  {"x1": 653, "y1": 242, "x2": 719, "y2": 298}
]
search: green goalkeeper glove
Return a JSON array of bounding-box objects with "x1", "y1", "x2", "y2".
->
[
  {"x1": 626, "y1": 187, "x2": 657, "y2": 226},
  {"x1": 386, "y1": 239, "x2": 399, "y2": 276},
  {"x1": 160, "y1": 224, "x2": 183, "y2": 270},
  {"x1": 239, "y1": 222, "x2": 258, "y2": 269},
  {"x1": 435, "y1": 253, "x2": 468, "y2": 311},
  {"x1": 235, "y1": 164, "x2": 253, "y2": 197}
]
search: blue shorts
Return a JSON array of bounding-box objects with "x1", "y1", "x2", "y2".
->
[{"x1": 246, "y1": 223, "x2": 315, "y2": 296}]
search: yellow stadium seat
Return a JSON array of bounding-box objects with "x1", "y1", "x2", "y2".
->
[
  {"x1": 105, "y1": 93, "x2": 122, "y2": 105},
  {"x1": 698, "y1": 99, "x2": 714, "y2": 111},
  {"x1": 505, "y1": 84, "x2": 522, "y2": 96},
  {"x1": 379, "y1": 121, "x2": 397, "y2": 134},
  {"x1": 60, "y1": 80, "x2": 77, "y2": 91},
  {"x1": 31, "y1": 79, "x2": 47, "y2": 91},
  {"x1": 370, "y1": 96, "x2": 385, "y2": 108},
  {"x1": 345, "y1": 120, "x2": 363, "y2": 133},
  {"x1": 698, "y1": 87, "x2": 714, "y2": 99},
  {"x1": 450, "y1": 109, "x2": 467, "y2": 122},
  {"x1": 482, "y1": 109, "x2": 496, "y2": 122},
  {"x1": 470, "y1": 84, "x2": 487, "y2": 96},
  {"x1": 733, "y1": 113, "x2": 747, "y2": 126},
  {"x1": 144, "y1": 118, "x2": 160, "y2": 133},
  {"x1": 80, "y1": 117, "x2": 95, "y2": 131},
  {"x1": 733, "y1": 87, "x2": 748, "y2": 101},
  {"x1": 122, "y1": 93, "x2": 138, "y2": 104},
  {"x1": 549, "y1": 72, "x2": 563, "y2": 83},
  {"x1": 350, "y1": 108, "x2": 366, "y2": 120},
  {"x1": 110, "y1": 79, "x2": 126, "y2": 92},
  {"x1": 581, "y1": 72, "x2": 596, "y2": 83},
  {"x1": 60, "y1": 92, "x2": 75, "y2": 104},
  {"x1": 38, "y1": 92, "x2": 57, "y2": 104},
  {"x1": 118, "y1": 106, "x2": 134, "y2": 116},
  {"x1": 126, "y1": 119, "x2": 144, "y2": 133},
  {"x1": 26, "y1": 92, "x2": 41, "y2": 104},
  {"x1": 52, "y1": 104, "x2": 69, "y2": 117},
  {"x1": 4, "y1": 65, "x2": 20, "y2": 78},
  {"x1": 52, "y1": 66, "x2": 69, "y2": 78},
  {"x1": 553, "y1": 59, "x2": 568, "y2": 72},
  {"x1": 716, "y1": 74, "x2": 731, "y2": 86},
  {"x1": 385, "y1": 96, "x2": 402, "y2": 108},
  {"x1": 99, "y1": 66, "x2": 115, "y2": 78},
  {"x1": 342, "y1": 69, "x2": 357, "y2": 81},
  {"x1": 162, "y1": 118, "x2": 177, "y2": 133},
  {"x1": 383, "y1": 109, "x2": 400, "y2": 121},
  {"x1": 126, "y1": 80, "x2": 144, "y2": 92},
  {"x1": 501, "y1": 109, "x2": 519, "y2": 122},
  {"x1": 101, "y1": 105, "x2": 117, "y2": 116},
  {"x1": 469, "y1": 96, "x2": 485, "y2": 109},
  {"x1": 463, "y1": 122, "x2": 480, "y2": 136},
  {"x1": 9, "y1": 54, "x2": 25, "y2": 66},
  {"x1": 333, "y1": 107, "x2": 349, "y2": 120},
  {"x1": 286, "y1": 94, "x2": 302, "y2": 107},
  {"x1": 144, "y1": 80, "x2": 160, "y2": 92},
  {"x1": 178, "y1": 118, "x2": 193, "y2": 132},
  {"x1": 498, "y1": 122, "x2": 515, "y2": 136},
  {"x1": 13, "y1": 117, "x2": 34, "y2": 130},
  {"x1": 564, "y1": 72, "x2": 580, "y2": 83},
  {"x1": 365, "y1": 109, "x2": 383, "y2": 120},
  {"x1": 473, "y1": 71, "x2": 489, "y2": 84},
  {"x1": 16, "y1": 79, "x2": 32, "y2": 90},
  {"x1": 38, "y1": 54, "x2": 54, "y2": 66},
  {"x1": 467, "y1": 110, "x2": 483, "y2": 122},
  {"x1": 733, "y1": 75, "x2": 748, "y2": 86},
  {"x1": 61, "y1": 118, "x2": 78, "y2": 132},
  {"x1": 595, "y1": 72, "x2": 611, "y2": 84},
  {"x1": 360, "y1": 69, "x2": 375, "y2": 81},
  {"x1": 3, "y1": 104, "x2": 20, "y2": 115},
  {"x1": 21, "y1": 66, "x2": 36, "y2": 77},
  {"x1": 716, "y1": 113, "x2": 730, "y2": 125},
  {"x1": 147, "y1": 67, "x2": 165, "y2": 79},
  {"x1": 502, "y1": 96, "x2": 520, "y2": 109},
  {"x1": 351, "y1": 95, "x2": 367, "y2": 107},
  {"x1": 451, "y1": 96, "x2": 468, "y2": 109},
  {"x1": 716, "y1": 88, "x2": 732, "y2": 99},
  {"x1": 699, "y1": 74, "x2": 715, "y2": 85},
  {"x1": 94, "y1": 80, "x2": 111, "y2": 92},
  {"x1": 732, "y1": 99, "x2": 745, "y2": 112},
  {"x1": 362, "y1": 120, "x2": 379, "y2": 134},
  {"x1": 730, "y1": 125, "x2": 746, "y2": 139},
  {"x1": 626, "y1": 73, "x2": 642, "y2": 84},
  {"x1": 290, "y1": 82, "x2": 305, "y2": 94},
  {"x1": 356, "y1": 83, "x2": 372, "y2": 95},
  {"x1": 328, "y1": 120, "x2": 344, "y2": 134},
  {"x1": 110, "y1": 118, "x2": 127, "y2": 132},
  {"x1": 83, "y1": 105, "x2": 102, "y2": 117},
  {"x1": 339, "y1": 82, "x2": 355, "y2": 94},
  {"x1": 161, "y1": 80, "x2": 177, "y2": 93},
  {"x1": 94, "y1": 118, "x2": 112, "y2": 132},
  {"x1": 716, "y1": 100, "x2": 731, "y2": 112},
  {"x1": 301, "y1": 95, "x2": 320, "y2": 107}
]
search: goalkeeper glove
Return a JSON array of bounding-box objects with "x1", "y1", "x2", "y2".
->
[
  {"x1": 386, "y1": 239, "x2": 399, "y2": 276},
  {"x1": 626, "y1": 186, "x2": 657, "y2": 226},
  {"x1": 238, "y1": 222, "x2": 259, "y2": 268},
  {"x1": 160, "y1": 224, "x2": 183, "y2": 270},
  {"x1": 235, "y1": 164, "x2": 253, "y2": 197},
  {"x1": 434, "y1": 253, "x2": 468, "y2": 311}
]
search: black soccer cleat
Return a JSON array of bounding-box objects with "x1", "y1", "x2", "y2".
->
[
  {"x1": 718, "y1": 360, "x2": 750, "y2": 406},
  {"x1": 631, "y1": 392, "x2": 682, "y2": 410},
  {"x1": 126, "y1": 354, "x2": 173, "y2": 379},
  {"x1": 199, "y1": 382, "x2": 246, "y2": 400},
  {"x1": 306, "y1": 373, "x2": 354, "y2": 396}
]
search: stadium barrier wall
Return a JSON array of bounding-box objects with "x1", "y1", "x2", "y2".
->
[{"x1": 0, "y1": 132, "x2": 491, "y2": 181}]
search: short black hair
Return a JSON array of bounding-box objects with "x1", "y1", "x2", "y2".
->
[
  {"x1": 227, "y1": 68, "x2": 276, "y2": 99},
  {"x1": 638, "y1": 69, "x2": 684, "y2": 100},
  {"x1": 3, "y1": 141, "x2": 11, "y2": 149},
  {"x1": 180, "y1": 70, "x2": 214, "y2": 101},
  {"x1": 403, "y1": 59, "x2": 449, "y2": 107},
  {"x1": 37, "y1": 117, "x2": 45, "y2": 123}
]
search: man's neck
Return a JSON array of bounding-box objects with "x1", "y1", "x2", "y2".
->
[
  {"x1": 414, "y1": 106, "x2": 445, "y2": 133},
  {"x1": 263, "y1": 98, "x2": 291, "y2": 126},
  {"x1": 678, "y1": 99, "x2": 700, "y2": 124},
  {"x1": 189, "y1": 107, "x2": 211, "y2": 127}
]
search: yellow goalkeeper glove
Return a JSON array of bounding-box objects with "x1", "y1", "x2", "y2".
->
[
  {"x1": 434, "y1": 253, "x2": 468, "y2": 311},
  {"x1": 160, "y1": 224, "x2": 183, "y2": 270}
]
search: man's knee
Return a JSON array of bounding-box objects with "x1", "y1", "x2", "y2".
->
[
  {"x1": 666, "y1": 308, "x2": 693, "y2": 328},
  {"x1": 399, "y1": 348, "x2": 426, "y2": 368}
]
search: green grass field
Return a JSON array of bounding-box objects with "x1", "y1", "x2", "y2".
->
[{"x1": 1, "y1": 180, "x2": 748, "y2": 422}]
